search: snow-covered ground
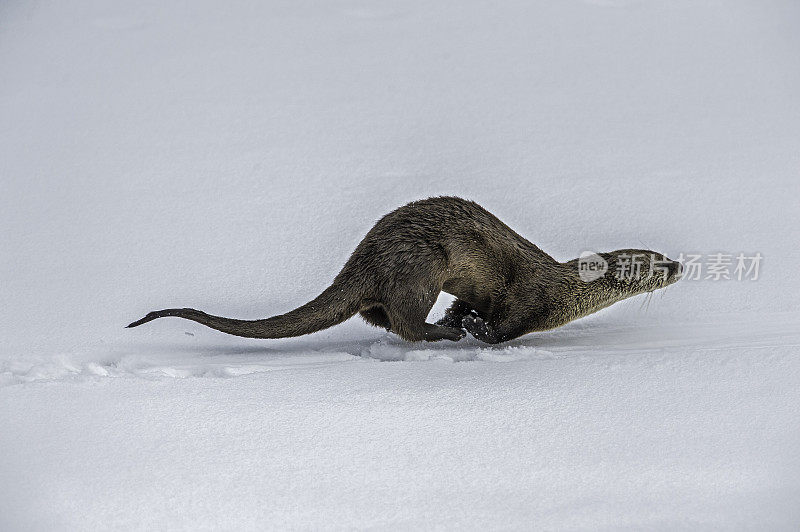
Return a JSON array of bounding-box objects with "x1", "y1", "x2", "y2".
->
[{"x1": 2, "y1": 0, "x2": 800, "y2": 529}]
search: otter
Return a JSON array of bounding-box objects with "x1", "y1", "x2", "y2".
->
[{"x1": 128, "y1": 197, "x2": 682, "y2": 344}]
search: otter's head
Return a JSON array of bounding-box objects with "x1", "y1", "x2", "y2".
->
[
  {"x1": 556, "y1": 248, "x2": 683, "y2": 326},
  {"x1": 591, "y1": 249, "x2": 683, "y2": 297},
  {"x1": 562, "y1": 248, "x2": 682, "y2": 325}
]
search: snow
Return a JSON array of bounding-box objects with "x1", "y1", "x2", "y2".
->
[{"x1": 2, "y1": 0, "x2": 800, "y2": 528}]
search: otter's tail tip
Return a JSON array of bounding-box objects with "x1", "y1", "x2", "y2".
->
[{"x1": 126, "y1": 311, "x2": 163, "y2": 329}]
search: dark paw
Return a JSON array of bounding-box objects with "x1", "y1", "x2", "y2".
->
[
  {"x1": 440, "y1": 326, "x2": 467, "y2": 342},
  {"x1": 461, "y1": 311, "x2": 484, "y2": 333},
  {"x1": 461, "y1": 312, "x2": 498, "y2": 343},
  {"x1": 453, "y1": 327, "x2": 467, "y2": 340},
  {"x1": 424, "y1": 325, "x2": 467, "y2": 342}
]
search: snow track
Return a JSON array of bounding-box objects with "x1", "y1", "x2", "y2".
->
[{"x1": 4, "y1": 313, "x2": 798, "y2": 385}]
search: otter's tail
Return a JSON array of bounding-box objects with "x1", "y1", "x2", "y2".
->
[{"x1": 126, "y1": 284, "x2": 361, "y2": 339}]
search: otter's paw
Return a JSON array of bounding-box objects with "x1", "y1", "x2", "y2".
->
[
  {"x1": 442, "y1": 326, "x2": 467, "y2": 342},
  {"x1": 461, "y1": 312, "x2": 499, "y2": 344},
  {"x1": 423, "y1": 324, "x2": 467, "y2": 342}
]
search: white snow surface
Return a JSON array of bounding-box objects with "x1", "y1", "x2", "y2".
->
[{"x1": 2, "y1": 0, "x2": 800, "y2": 529}]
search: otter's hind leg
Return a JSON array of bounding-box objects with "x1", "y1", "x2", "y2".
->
[
  {"x1": 384, "y1": 290, "x2": 465, "y2": 342},
  {"x1": 361, "y1": 304, "x2": 464, "y2": 340},
  {"x1": 391, "y1": 308, "x2": 465, "y2": 342},
  {"x1": 423, "y1": 323, "x2": 466, "y2": 342}
]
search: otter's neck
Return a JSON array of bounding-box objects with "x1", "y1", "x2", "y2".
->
[{"x1": 547, "y1": 260, "x2": 629, "y2": 327}]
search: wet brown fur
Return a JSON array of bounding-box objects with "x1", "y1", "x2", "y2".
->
[{"x1": 128, "y1": 197, "x2": 682, "y2": 344}]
